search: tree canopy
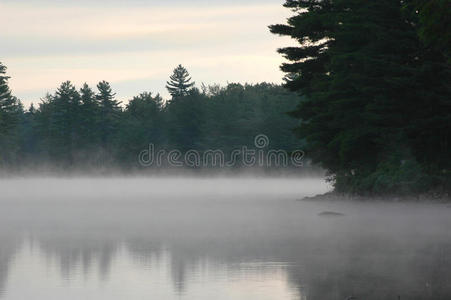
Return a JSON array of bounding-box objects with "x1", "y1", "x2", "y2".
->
[
  {"x1": 0, "y1": 61, "x2": 302, "y2": 171},
  {"x1": 270, "y1": 0, "x2": 451, "y2": 194}
]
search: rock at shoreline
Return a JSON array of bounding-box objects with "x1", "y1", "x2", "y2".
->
[{"x1": 318, "y1": 211, "x2": 345, "y2": 217}]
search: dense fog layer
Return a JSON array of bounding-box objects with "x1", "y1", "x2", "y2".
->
[{"x1": 0, "y1": 177, "x2": 450, "y2": 300}]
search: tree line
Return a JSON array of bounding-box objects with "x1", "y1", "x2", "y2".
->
[
  {"x1": 0, "y1": 64, "x2": 303, "y2": 170},
  {"x1": 270, "y1": 0, "x2": 450, "y2": 194},
  {"x1": 1, "y1": 0, "x2": 449, "y2": 194}
]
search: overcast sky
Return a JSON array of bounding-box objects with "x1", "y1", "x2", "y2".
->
[{"x1": 1, "y1": 0, "x2": 292, "y2": 107}]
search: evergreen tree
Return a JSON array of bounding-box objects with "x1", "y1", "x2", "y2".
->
[
  {"x1": 0, "y1": 63, "x2": 20, "y2": 134},
  {"x1": 166, "y1": 65, "x2": 195, "y2": 98},
  {"x1": 79, "y1": 83, "x2": 100, "y2": 148},
  {"x1": 117, "y1": 92, "x2": 165, "y2": 165},
  {"x1": 46, "y1": 81, "x2": 82, "y2": 163},
  {"x1": 201, "y1": 83, "x2": 301, "y2": 162},
  {"x1": 96, "y1": 81, "x2": 122, "y2": 150},
  {"x1": 166, "y1": 88, "x2": 205, "y2": 151},
  {"x1": 402, "y1": 1, "x2": 451, "y2": 187},
  {"x1": 0, "y1": 62, "x2": 22, "y2": 164},
  {"x1": 34, "y1": 94, "x2": 52, "y2": 158},
  {"x1": 0, "y1": 62, "x2": 330, "y2": 171},
  {"x1": 271, "y1": 0, "x2": 451, "y2": 193},
  {"x1": 18, "y1": 104, "x2": 39, "y2": 160}
]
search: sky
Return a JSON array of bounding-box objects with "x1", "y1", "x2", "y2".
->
[{"x1": 1, "y1": 0, "x2": 293, "y2": 107}]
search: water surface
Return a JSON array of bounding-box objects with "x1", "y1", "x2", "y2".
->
[{"x1": 0, "y1": 177, "x2": 450, "y2": 299}]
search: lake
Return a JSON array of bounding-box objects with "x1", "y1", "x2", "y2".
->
[{"x1": 0, "y1": 177, "x2": 450, "y2": 300}]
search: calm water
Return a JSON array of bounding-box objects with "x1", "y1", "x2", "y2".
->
[{"x1": 0, "y1": 177, "x2": 450, "y2": 300}]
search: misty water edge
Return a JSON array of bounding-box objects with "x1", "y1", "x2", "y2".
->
[{"x1": 0, "y1": 177, "x2": 450, "y2": 300}]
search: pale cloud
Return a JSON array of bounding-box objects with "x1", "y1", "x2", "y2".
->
[
  {"x1": 2, "y1": 3, "x2": 286, "y2": 40},
  {"x1": 1, "y1": 1, "x2": 295, "y2": 106}
]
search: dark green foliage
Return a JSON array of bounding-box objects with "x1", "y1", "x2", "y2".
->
[
  {"x1": 16, "y1": 104, "x2": 39, "y2": 163},
  {"x1": 201, "y1": 83, "x2": 301, "y2": 154},
  {"x1": 410, "y1": 0, "x2": 451, "y2": 62},
  {"x1": 79, "y1": 83, "x2": 99, "y2": 148},
  {"x1": 96, "y1": 81, "x2": 122, "y2": 150},
  {"x1": 0, "y1": 63, "x2": 18, "y2": 131},
  {"x1": 117, "y1": 92, "x2": 165, "y2": 164},
  {"x1": 0, "y1": 62, "x2": 22, "y2": 165},
  {"x1": 166, "y1": 88, "x2": 206, "y2": 151},
  {"x1": 36, "y1": 81, "x2": 82, "y2": 163},
  {"x1": 271, "y1": 0, "x2": 451, "y2": 194},
  {"x1": 29, "y1": 81, "x2": 122, "y2": 166},
  {"x1": 166, "y1": 65, "x2": 195, "y2": 98},
  {"x1": 0, "y1": 61, "x2": 302, "y2": 170}
]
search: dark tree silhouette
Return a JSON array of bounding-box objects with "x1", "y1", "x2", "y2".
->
[
  {"x1": 0, "y1": 62, "x2": 21, "y2": 163},
  {"x1": 0, "y1": 63, "x2": 20, "y2": 135},
  {"x1": 270, "y1": 0, "x2": 451, "y2": 193},
  {"x1": 79, "y1": 83, "x2": 100, "y2": 148},
  {"x1": 166, "y1": 65, "x2": 195, "y2": 98},
  {"x1": 96, "y1": 81, "x2": 122, "y2": 149}
]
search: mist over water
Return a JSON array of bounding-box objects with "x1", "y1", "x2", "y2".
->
[{"x1": 0, "y1": 177, "x2": 450, "y2": 300}]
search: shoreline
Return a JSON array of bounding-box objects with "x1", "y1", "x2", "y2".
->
[{"x1": 302, "y1": 191, "x2": 451, "y2": 203}]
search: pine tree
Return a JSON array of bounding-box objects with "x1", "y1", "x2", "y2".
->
[
  {"x1": 270, "y1": 0, "x2": 450, "y2": 193},
  {"x1": 166, "y1": 88, "x2": 205, "y2": 151},
  {"x1": 79, "y1": 83, "x2": 100, "y2": 147},
  {"x1": 47, "y1": 81, "x2": 82, "y2": 162},
  {"x1": 0, "y1": 62, "x2": 22, "y2": 164},
  {"x1": 166, "y1": 65, "x2": 195, "y2": 98},
  {"x1": 126, "y1": 92, "x2": 163, "y2": 118},
  {"x1": 117, "y1": 92, "x2": 165, "y2": 164},
  {"x1": 402, "y1": 0, "x2": 451, "y2": 185},
  {"x1": 19, "y1": 103, "x2": 39, "y2": 159},
  {"x1": 0, "y1": 63, "x2": 19, "y2": 136},
  {"x1": 96, "y1": 81, "x2": 122, "y2": 150}
]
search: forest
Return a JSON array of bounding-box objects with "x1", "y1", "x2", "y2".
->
[
  {"x1": 0, "y1": 64, "x2": 302, "y2": 171},
  {"x1": 1, "y1": 0, "x2": 450, "y2": 195}
]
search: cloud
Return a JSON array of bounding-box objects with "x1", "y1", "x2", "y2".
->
[
  {"x1": 0, "y1": 1, "x2": 294, "y2": 106},
  {"x1": 2, "y1": 2, "x2": 287, "y2": 40}
]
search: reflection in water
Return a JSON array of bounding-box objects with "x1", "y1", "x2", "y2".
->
[
  {"x1": 0, "y1": 236, "x2": 21, "y2": 297},
  {"x1": 4, "y1": 240, "x2": 299, "y2": 300},
  {"x1": 0, "y1": 178, "x2": 450, "y2": 299}
]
